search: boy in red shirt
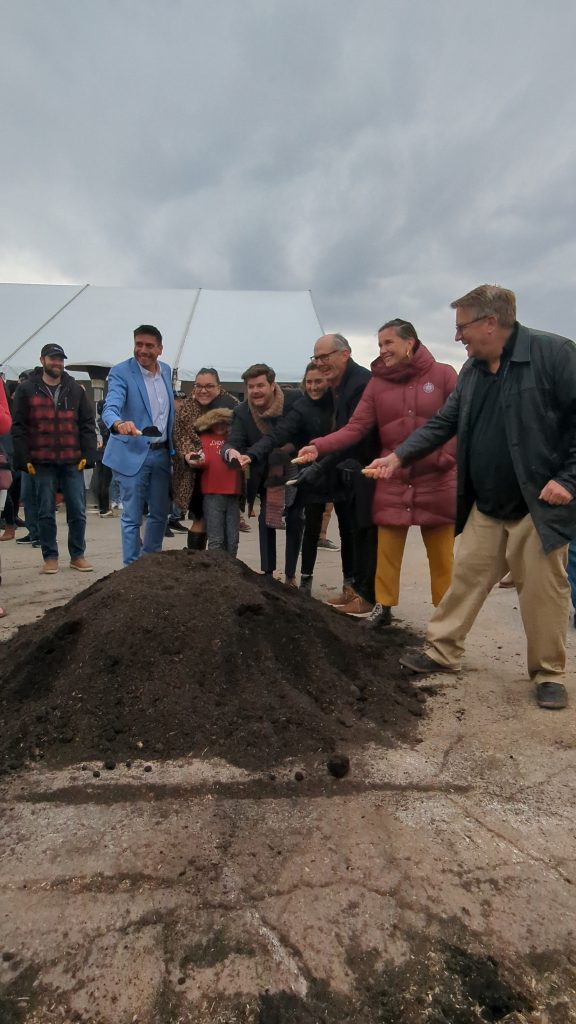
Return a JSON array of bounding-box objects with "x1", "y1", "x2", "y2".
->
[{"x1": 194, "y1": 409, "x2": 242, "y2": 556}]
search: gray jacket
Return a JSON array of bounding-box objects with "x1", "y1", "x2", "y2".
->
[{"x1": 395, "y1": 323, "x2": 576, "y2": 553}]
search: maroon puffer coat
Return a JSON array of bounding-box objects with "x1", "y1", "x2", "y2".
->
[{"x1": 312, "y1": 344, "x2": 457, "y2": 527}]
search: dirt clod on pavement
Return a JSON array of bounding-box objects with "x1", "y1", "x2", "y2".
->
[{"x1": 0, "y1": 550, "x2": 425, "y2": 773}]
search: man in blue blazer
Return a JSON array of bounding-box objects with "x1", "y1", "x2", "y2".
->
[{"x1": 102, "y1": 325, "x2": 175, "y2": 565}]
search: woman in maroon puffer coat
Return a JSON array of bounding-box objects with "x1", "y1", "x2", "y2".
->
[{"x1": 298, "y1": 319, "x2": 457, "y2": 626}]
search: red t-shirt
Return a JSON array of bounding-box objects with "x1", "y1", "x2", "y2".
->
[{"x1": 199, "y1": 433, "x2": 242, "y2": 495}]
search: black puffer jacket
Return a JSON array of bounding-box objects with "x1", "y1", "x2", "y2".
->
[
  {"x1": 245, "y1": 391, "x2": 334, "y2": 459},
  {"x1": 395, "y1": 323, "x2": 576, "y2": 553},
  {"x1": 245, "y1": 390, "x2": 335, "y2": 503}
]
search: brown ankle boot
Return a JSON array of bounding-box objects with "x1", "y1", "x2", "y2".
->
[{"x1": 0, "y1": 527, "x2": 15, "y2": 541}]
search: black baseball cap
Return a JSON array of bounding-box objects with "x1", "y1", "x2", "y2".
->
[{"x1": 40, "y1": 343, "x2": 67, "y2": 359}]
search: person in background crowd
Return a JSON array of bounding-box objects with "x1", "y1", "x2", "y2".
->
[
  {"x1": 173, "y1": 369, "x2": 238, "y2": 550},
  {"x1": 366, "y1": 285, "x2": 576, "y2": 711},
  {"x1": 0, "y1": 380, "x2": 12, "y2": 613},
  {"x1": 10, "y1": 369, "x2": 40, "y2": 547},
  {"x1": 166, "y1": 391, "x2": 188, "y2": 535},
  {"x1": 298, "y1": 320, "x2": 457, "y2": 624},
  {"x1": 11, "y1": 343, "x2": 96, "y2": 575},
  {"x1": 240, "y1": 360, "x2": 334, "y2": 591},
  {"x1": 102, "y1": 325, "x2": 175, "y2": 566},
  {"x1": 317, "y1": 504, "x2": 338, "y2": 550},
  {"x1": 193, "y1": 408, "x2": 242, "y2": 555},
  {"x1": 94, "y1": 399, "x2": 113, "y2": 517},
  {"x1": 223, "y1": 363, "x2": 303, "y2": 581}
]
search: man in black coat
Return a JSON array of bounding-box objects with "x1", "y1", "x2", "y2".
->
[
  {"x1": 308, "y1": 333, "x2": 379, "y2": 615},
  {"x1": 367, "y1": 284, "x2": 576, "y2": 710},
  {"x1": 223, "y1": 363, "x2": 303, "y2": 580}
]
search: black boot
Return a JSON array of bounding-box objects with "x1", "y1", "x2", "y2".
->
[
  {"x1": 186, "y1": 531, "x2": 207, "y2": 551},
  {"x1": 299, "y1": 574, "x2": 313, "y2": 594}
]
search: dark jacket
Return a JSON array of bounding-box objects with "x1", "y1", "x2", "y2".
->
[
  {"x1": 245, "y1": 390, "x2": 334, "y2": 462},
  {"x1": 222, "y1": 388, "x2": 302, "y2": 504},
  {"x1": 12, "y1": 371, "x2": 97, "y2": 470},
  {"x1": 246, "y1": 390, "x2": 335, "y2": 504},
  {"x1": 395, "y1": 323, "x2": 576, "y2": 553},
  {"x1": 313, "y1": 358, "x2": 379, "y2": 505}
]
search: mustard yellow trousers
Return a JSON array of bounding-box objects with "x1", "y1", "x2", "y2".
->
[{"x1": 375, "y1": 524, "x2": 454, "y2": 608}]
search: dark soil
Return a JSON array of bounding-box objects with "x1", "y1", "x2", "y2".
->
[{"x1": 0, "y1": 550, "x2": 426, "y2": 773}]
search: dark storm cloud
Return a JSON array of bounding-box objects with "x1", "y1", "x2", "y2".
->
[{"x1": 1, "y1": 0, "x2": 576, "y2": 367}]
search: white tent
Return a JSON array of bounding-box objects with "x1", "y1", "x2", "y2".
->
[{"x1": 0, "y1": 284, "x2": 324, "y2": 382}]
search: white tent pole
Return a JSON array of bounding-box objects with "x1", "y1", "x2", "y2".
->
[
  {"x1": 1, "y1": 283, "x2": 91, "y2": 367},
  {"x1": 308, "y1": 289, "x2": 325, "y2": 334},
  {"x1": 172, "y1": 288, "x2": 202, "y2": 385}
]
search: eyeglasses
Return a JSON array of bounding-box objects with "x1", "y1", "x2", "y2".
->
[
  {"x1": 194, "y1": 383, "x2": 217, "y2": 391},
  {"x1": 455, "y1": 315, "x2": 489, "y2": 337},
  {"x1": 311, "y1": 349, "x2": 339, "y2": 362}
]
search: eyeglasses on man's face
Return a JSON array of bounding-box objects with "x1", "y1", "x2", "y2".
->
[
  {"x1": 455, "y1": 315, "x2": 489, "y2": 338},
  {"x1": 311, "y1": 349, "x2": 340, "y2": 362}
]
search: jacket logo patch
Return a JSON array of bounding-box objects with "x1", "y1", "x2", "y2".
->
[{"x1": 423, "y1": 382, "x2": 435, "y2": 393}]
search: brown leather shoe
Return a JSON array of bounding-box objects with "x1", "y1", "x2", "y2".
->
[
  {"x1": 333, "y1": 595, "x2": 373, "y2": 617},
  {"x1": 41, "y1": 560, "x2": 59, "y2": 574},
  {"x1": 0, "y1": 527, "x2": 16, "y2": 541},
  {"x1": 285, "y1": 576, "x2": 298, "y2": 588},
  {"x1": 70, "y1": 557, "x2": 94, "y2": 572},
  {"x1": 325, "y1": 585, "x2": 356, "y2": 606}
]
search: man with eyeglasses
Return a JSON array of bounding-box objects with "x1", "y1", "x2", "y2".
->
[
  {"x1": 102, "y1": 325, "x2": 175, "y2": 565},
  {"x1": 300, "y1": 333, "x2": 379, "y2": 615},
  {"x1": 365, "y1": 284, "x2": 576, "y2": 710}
]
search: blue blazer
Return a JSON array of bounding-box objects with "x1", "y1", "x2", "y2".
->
[{"x1": 102, "y1": 357, "x2": 175, "y2": 476}]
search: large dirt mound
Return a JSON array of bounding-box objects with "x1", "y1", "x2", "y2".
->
[{"x1": 0, "y1": 550, "x2": 426, "y2": 772}]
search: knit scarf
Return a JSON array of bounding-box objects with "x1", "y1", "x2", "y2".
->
[{"x1": 247, "y1": 383, "x2": 285, "y2": 434}]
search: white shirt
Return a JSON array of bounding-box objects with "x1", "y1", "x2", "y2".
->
[{"x1": 138, "y1": 363, "x2": 169, "y2": 443}]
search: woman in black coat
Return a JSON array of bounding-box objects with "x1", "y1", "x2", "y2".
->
[{"x1": 246, "y1": 361, "x2": 334, "y2": 591}]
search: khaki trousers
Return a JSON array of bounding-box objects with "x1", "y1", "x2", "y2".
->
[
  {"x1": 426, "y1": 505, "x2": 569, "y2": 682},
  {"x1": 375, "y1": 524, "x2": 454, "y2": 607}
]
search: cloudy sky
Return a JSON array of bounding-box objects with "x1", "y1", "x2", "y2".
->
[{"x1": 2, "y1": 0, "x2": 576, "y2": 369}]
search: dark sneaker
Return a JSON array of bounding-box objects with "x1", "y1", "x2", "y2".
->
[
  {"x1": 399, "y1": 649, "x2": 448, "y2": 674},
  {"x1": 16, "y1": 534, "x2": 33, "y2": 544},
  {"x1": 299, "y1": 575, "x2": 313, "y2": 594},
  {"x1": 168, "y1": 519, "x2": 188, "y2": 533},
  {"x1": 536, "y1": 681, "x2": 567, "y2": 710},
  {"x1": 365, "y1": 603, "x2": 392, "y2": 628}
]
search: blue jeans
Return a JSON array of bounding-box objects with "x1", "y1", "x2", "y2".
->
[
  {"x1": 35, "y1": 464, "x2": 87, "y2": 561},
  {"x1": 258, "y1": 496, "x2": 305, "y2": 576},
  {"x1": 567, "y1": 542, "x2": 576, "y2": 610},
  {"x1": 21, "y1": 471, "x2": 39, "y2": 543},
  {"x1": 203, "y1": 494, "x2": 240, "y2": 556},
  {"x1": 115, "y1": 448, "x2": 171, "y2": 565}
]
